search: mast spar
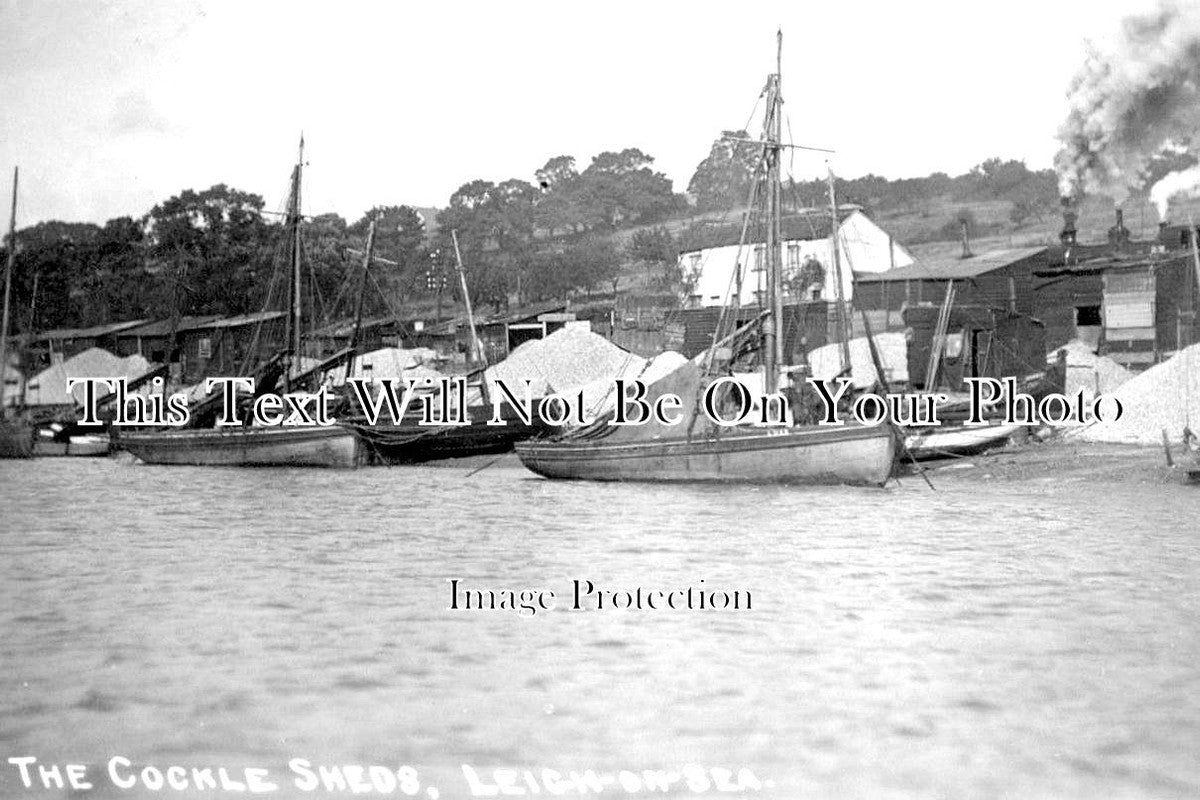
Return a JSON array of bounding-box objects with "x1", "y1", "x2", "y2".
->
[
  {"x1": 284, "y1": 136, "x2": 304, "y2": 391},
  {"x1": 762, "y1": 32, "x2": 784, "y2": 395},
  {"x1": 0, "y1": 167, "x2": 17, "y2": 417},
  {"x1": 827, "y1": 168, "x2": 852, "y2": 373},
  {"x1": 451, "y1": 229, "x2": 490, "y2": 408}
]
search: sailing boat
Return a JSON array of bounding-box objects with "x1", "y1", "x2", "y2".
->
[
  {"x1": 349, "y1": 230, "x2": 554, "y2": 464},
  {"x1": 118, "y1": 140, "x2": 362, "y2": 468},
  {"x1": 514, "y1": 35, "x2": 896, "y2": 486},
  {"x1": 0, "y1": 166, "x2": 34, "y2": 458}
]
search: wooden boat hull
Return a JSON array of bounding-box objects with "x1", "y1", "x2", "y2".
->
[
  {"x1": 349, "y1": 403, "x2": 554, "y2": 465},
  {"x1": 33, "y1": 434, "x2": 112, "y2": 457},
  {"x1": 117, "y1": 425, "x2": 362, "y2": 468},
  {"x1": 904, "y1": 422, "x2": 1025, "y2": 461},
  {"x1": 0, "y1": 417, "x2": 34, "y2": 458},
  {"x1": 515, "y1": 425, "x2": 896, "y2": 486},
  {"x1": 357, "y1": 421, "x2": 550, "y2": 464}
]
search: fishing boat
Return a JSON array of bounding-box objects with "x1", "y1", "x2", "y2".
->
[
  {"x1": 904, "y1": 421, "x2": 1026, "y2": 461},
  {"x1": 348, "y1": 231, "x2": 551, "y2": 464},
  {"x1": 516, "y1": 36, "x2": 896, "y2": 486},
  {"x1": 353, "y1": 400, "x2": 555, "y2": 464},
  {"x1": 118, "y1": 425, "x2": 358, "y2": 467},
  {"x1": 118, "y1": 139, "x2": 362, "y2": 468},
  {"x1": 0, "y1": 166, "x2": 33, "y2": 458},
  {"x1": 33, "y1": 424, "x2": 112, "y2": 457}
]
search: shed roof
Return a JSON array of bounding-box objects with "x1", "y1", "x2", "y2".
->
[
  {"x1": 178, "y1": 311, "x2": 286, "y2": 332},
  {"x1": 114, "y1": 315, "x2": 224, "y2": 338},
  {"x1": 34, "y1": 319, "x2": 149, "y2": 341},
  {"x1": 855, "y1": 247, "x2": 1047, "y2": 283},
  {"x1": 679, "y1": 207, "x2": 860, "y2": 255},
  {"x1": 305, "y1": 316, "x2": 404, "y2": 338}
]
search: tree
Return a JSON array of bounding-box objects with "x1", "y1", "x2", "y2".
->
[
  {"x1": 687, "y1": 130, "x2": 762, "y2": 212},
  {"x1": 9, "y1": 221, "x2": 101, "y2": 330},
  {"x1": 92, "y1": 216, "x2": 160, "y2": 323},
  {"x1": 534, "y1": 155, "x2": 586, "y2": 236},
  {"x1": 143, "y1": 185, "x2": 276, "y2": 316},
  {"x1": 577, "y1": 148, "x2": 679, "y2": 229},
  {"x1": 786, "y1": 255, "x2": 825, "y2": 299},
  {"x1": 526, "y1": 237, "x2": 619, "y2": 299},
  {"x1": 346, "y1": 205, "x2": 428, "y2": 312},
  {"x1": 626, "y1": 226, "x2": 679, "y2": 287},
  {"x1": 435, "y1": 178, "x2": 539, "y2": 311},
  {"x1": 535, "y1": 155, "x2": 578, "y2": 191}
]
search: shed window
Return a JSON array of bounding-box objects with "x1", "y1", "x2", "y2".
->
[
  {"x1": 1075, "y1": 305, "x2": 1101, "y2": 327},
  {"x1": 197, "y1": 337, "x2": 211, "y2": 359}
]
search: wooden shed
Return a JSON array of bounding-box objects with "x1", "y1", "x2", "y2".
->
[
  {"x1": 853, "y1": 247, "x2": 1048, "y2": 334},
  {"x1": 176, "y1": 312, "x2": 285, "y2": 383},
  {"x1": 903, "y1": 305, "x2": 1048, "y2": 391},
  {"x1": 678, "y1": 302, "x2": 828, "y2": 361},
  {"x1": 1099, "y1": 253, "x2": 1199, "y2": 370}
]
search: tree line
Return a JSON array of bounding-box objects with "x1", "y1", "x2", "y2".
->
[{"x1": 2, "y1": 131, "x2": 1077, "y2": 336}]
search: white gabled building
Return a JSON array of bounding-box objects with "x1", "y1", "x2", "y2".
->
[{"x1": 679, "y1": 209, "x2": 914, "y2": 308}]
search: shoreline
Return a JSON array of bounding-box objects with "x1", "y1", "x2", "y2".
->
[{"x1": 904, "y1": 436, "x2": 1187, "y2": 485}]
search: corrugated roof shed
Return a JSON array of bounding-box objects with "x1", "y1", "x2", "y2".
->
[
  {"x1": 179, "y1": 311, "x2": 285, "y2": 331},
  {"x1": 855, "y1": 247, "x2": 1048, "y2": 282},
  {"x1": 113, "y1": 315, "x2": 223, "y2": 338},
  {"x1": 35, "y1": 319, "x2": 148, "y2": 341}
]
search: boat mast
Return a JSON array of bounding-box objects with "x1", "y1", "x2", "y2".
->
[
  {"x1": 0, "y1": 167, "x2": 17, "y2": 418},
  {"x1": 284, "y1": 136, "x2": 304, "y2": 391},
  {"x1": 451, "y1": 229, "x2": 490, "y2": 407},
  {"x1": 763, "y1": 31, "x2": 784, "y2": 394},
  {"x1": 345, "y1": 216, "x2": 377, "y2": 381},
  {"x1": 827, "y1": 168, "x2": 851, "y2": 372}
]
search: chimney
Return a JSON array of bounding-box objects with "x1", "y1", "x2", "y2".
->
[
  {"x1": 1059, "y1": 199, "x2": 1078, "y2": 265},
  {"x1": 1108, "y1": 208, "x2": 1130, "y2": 251},
  {"x1": 960, "y1": 219, "x2": 973, "y2": 259},
  {"x1": 1059, "y1": 203, "x2": 1078, "y2": 247}
]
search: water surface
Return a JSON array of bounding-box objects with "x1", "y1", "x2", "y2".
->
[{"x1": 1, "y1": 456, "x2": 1198, "y2": 798}]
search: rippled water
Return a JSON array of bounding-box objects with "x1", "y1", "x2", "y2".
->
[{"x1": 2, "y1": 455, "x2": 1199, "y2": 799}]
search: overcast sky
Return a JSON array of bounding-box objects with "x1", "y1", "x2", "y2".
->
[{"x1": 0, "y1": 0, "x2": 1158, "y2": 227}]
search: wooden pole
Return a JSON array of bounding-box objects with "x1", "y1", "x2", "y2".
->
[
  {"x1": 827, "y1": 168, "x2": 851, "y2": 373},
  {"x1": 343, "y1": 217, "x2": 377, "y2": 383},
  {"x1": 1189, "y1": 217, "x2": 1200, "y2": 348},
  {"x1": 451, "y1": 229, "x2": 489, "y2": 407},
  {"x1": 762, "y1": 66, "x2": 780, "y2": 394},
  {"x1": 292, "y1": 138, "x2": 304, "y2": 383},
  {"x1": 0, "y1": 167, "x2": 16, "y2": 417},
  {"x1": 861, "y1": 306, "x2": 934, "y2": 490}
]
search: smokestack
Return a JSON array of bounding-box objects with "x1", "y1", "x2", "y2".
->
[
  {"x1": 1059, "y1": 198, "x2": 1078, "y2": 265},
  {"x1": 1059, "y1": 201, "x2": 1078, "y2": 246},
  {"x1": 960, "y1": 219, "x2": 972, "y2": 259},
  {"x1": 1108, "y1": 207, "x2": 1130, "y2": 251}
]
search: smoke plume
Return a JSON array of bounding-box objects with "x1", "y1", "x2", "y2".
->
[{"x1": 1055, "y1": 0, "x2": 1200, "y2": 217}]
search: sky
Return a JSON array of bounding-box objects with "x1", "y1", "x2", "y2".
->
[{"x1": 0, "y1": 0, "x2": 1162, "y2": 227}]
